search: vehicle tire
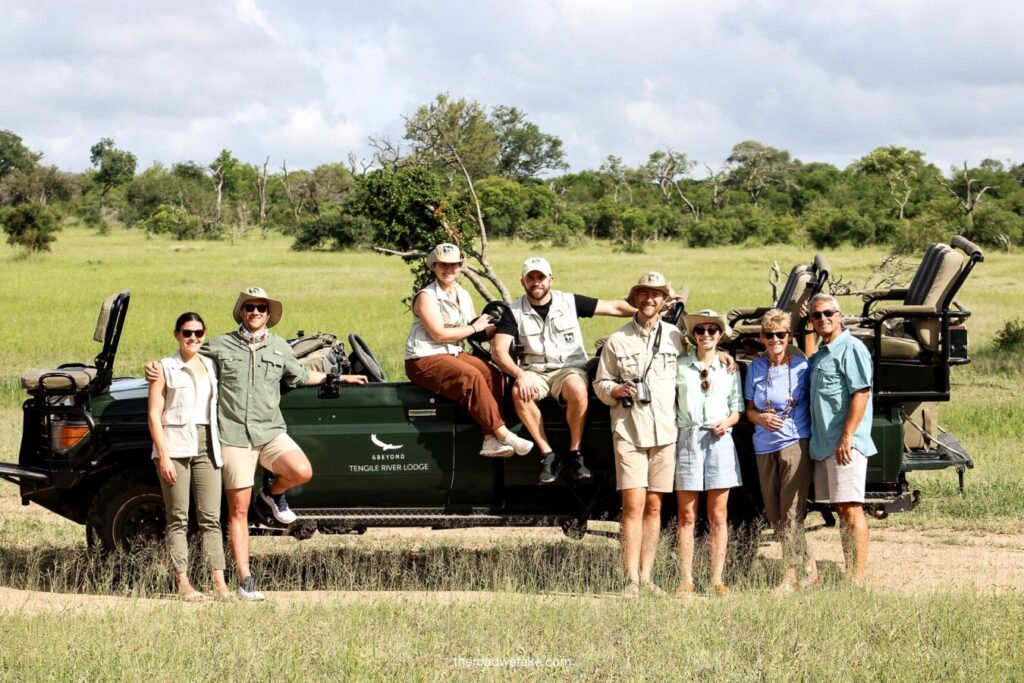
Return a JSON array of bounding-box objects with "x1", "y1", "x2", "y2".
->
[{"x1": 86, "y1": 467, "x2": 166, "y2": 553}]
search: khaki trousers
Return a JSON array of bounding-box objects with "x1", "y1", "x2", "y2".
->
[
  {"x1": 755, "y1": 439, "x2": 812, "y2": 568},
  {"x1": 157, "y1": 425, "x2": 226, "y2": 572}
]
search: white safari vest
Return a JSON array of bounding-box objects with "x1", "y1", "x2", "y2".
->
[
  {"x1": 510, "y1": 291, "x2": 589, "y2": 371},
  {"x1": 404, "y1": 280, "x2": 477, "y2": 359},
  {"x1": 151, "y1": 353, "x2": 223, "y2": 466}
]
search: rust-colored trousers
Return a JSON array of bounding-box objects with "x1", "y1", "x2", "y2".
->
[{"x1": 405, "y1": 354, "x2": 506, "y2": 435}]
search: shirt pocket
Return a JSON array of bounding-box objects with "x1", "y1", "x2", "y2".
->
[
  {"x1": 261, "y1": 357, "x2": 285, "y2": 384},
  {"x1": 651, "y1": 350, "x2": 678, "y2": 381},
  {"x1": 616, "y1": 352, "x2": 642, "y2": 380},
  {"x1": 219, "y1": 356, "x2": 242, "y2": 381},
  {"x1": 550, "y1": 314, "x2": 578, "y2": 346},
  {"x1": 165, "y1": 367, "x2": 191, "y2": 389},
  {"x1": 815, "y1": 368, "x2": 845, "y2": 408}
]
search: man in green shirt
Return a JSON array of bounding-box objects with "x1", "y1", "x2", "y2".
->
[{"x1": 149, "y1": 286, "x2": 366, "y2": 600}]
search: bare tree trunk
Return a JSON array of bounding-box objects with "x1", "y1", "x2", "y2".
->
[
  {"x1": 279, "y1": 161, "x2": 302, "y2": 228},
  {"x1": 257, "y1": 156, "x2": 269, "y2": 225},
  {"x1": 211, "y1": 164, "x2": 224, "y2": 223}
]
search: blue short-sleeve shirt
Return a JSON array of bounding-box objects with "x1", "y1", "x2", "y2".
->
[
  {"x1": 808, "y1": 330, "x2": 876, "y2": 460},
  {"x1": 744, "y1": 355, "x2": 811, "y2": 455}
]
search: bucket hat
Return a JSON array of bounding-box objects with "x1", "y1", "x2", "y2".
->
[
  {"x1": 233, "y1": 286, "x2": 283, "y2": 328},
  {"x1": 626, "y1": 271, "x2": 674, "y2": 307}
]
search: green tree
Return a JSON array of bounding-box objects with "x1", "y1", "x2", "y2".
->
[
  {"x1": 1, "y1": 203, "x2": 61, "y2": 252},
  {"x1": 854, "y1": 146, "x2": 926, "y2": 220},
  {"x1": 725, "y1": 141, "x2": 791, "y2": 206},
  {"x1": 404, "y1": 94, "x2": 499, "y2": 182},
  {"x1": 0, "y1": 130, "x2": 41, "y2": 178},
  {"x1": 491, "y1": 105, "x2": 568, "y2": 180},
  {"x1": 89, "y1": 138, "x2": 137, "y2": 198}
]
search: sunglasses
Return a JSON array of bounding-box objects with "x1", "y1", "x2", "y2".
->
[
  {"x1": 810, "y1": 310, "x2": 837, "y2": 320},
  {"x1": 243, "y1": 303, "x2": 269, "y2": 313},
  {"x1": 762, "y1": 330, "x2": 789, "y2": 340},
  {"x1": 179, "y1": 328, "x2": 205, "y2": 339},
  {"x1": 699, "y1": 368, "x2": 710, "y2": 393},
  {"x1": 693, "y1": 326, "x2": 720, "y2": 336}
]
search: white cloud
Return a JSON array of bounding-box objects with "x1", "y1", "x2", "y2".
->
[{"x1": 1, "y1": 0, "x2": 1022, "y2": 173}]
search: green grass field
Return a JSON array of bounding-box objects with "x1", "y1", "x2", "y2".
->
[{"x1": 1, "y1": 227, "x2": 1022, "y2": 680}]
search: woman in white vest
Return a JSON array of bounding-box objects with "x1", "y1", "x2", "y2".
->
[
  {"x1": 405, "y1": 243, "x2": 533, "y2": 458},
  {"x1": 147, "y1": 312, "x2": 228, "y2": 601}
]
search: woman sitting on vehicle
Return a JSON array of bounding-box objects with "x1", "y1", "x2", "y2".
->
[
  {"x1": 744, "y1": 309, "x2": 819, "y2": 594},
  {"x1": 405, "y1": 243, "x2": 533, "y2": 458},
  {"x1": 147, "y1": 312, "x2": 229, "y2": 601},
  {"x1": 675, "y1": 310, "x2": 743, "y2": 596}
]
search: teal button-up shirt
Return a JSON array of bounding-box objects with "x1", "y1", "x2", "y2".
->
[
  {"x1": 808, "y1": 329, "x2": 876, "y2": 460},
  {"x1": 202, "y1": 331, "x2": 309, "y2": 448}
]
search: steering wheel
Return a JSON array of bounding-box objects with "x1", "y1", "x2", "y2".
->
[
  {"x1": 347, "y1": 333, "x2": 387, "y2": 382},
  {"x1": 468, "y1": 300, "x2": 511, "y2": 363}
]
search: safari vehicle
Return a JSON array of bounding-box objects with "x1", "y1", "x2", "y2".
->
[{"x1": 0, "y1": 236, "x2": 984, "y2": 552}]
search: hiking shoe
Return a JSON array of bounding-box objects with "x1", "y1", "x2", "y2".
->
[
  {"x1": 236, "y1": 575, "x2": 265, "y2": 602},
  {"x1": 567, "y1": 450, "x2": 592, "y2": 481},
  {"x1": 258, "y1": 489, "x2": 297, "y2": 525},
  {"x1": 623, "y1": 581, "x2": 641, "y2": 598},
  {"x1": 675, "y1": 582, "x2": 696, "y2": 597},
  {"x1": 498, "y1": 432, "x2": 534, "y2": 456},
  {"x1": 538, "y1": 452, "x2": 562, "y2": 484},
  {"x1": 641, "y1": 580, "x2": 666, "y2": 597},
  {"x1": 712, "y1": 583, "x2": 731, "y2": 596},
  {"x1": 480, "y1": 437, "x2": 514, "y2": 458}
]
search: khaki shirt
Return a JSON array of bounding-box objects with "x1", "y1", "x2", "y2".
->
[
  {"x1": 203, "y1": 331, "x2": 309, "y2": 447},
  {"x1": 510, "y1": 291, "x2": 589, "y2": 371},
  {"x1": 594, "y1": 317, "x2": 685, "y2": 448}
]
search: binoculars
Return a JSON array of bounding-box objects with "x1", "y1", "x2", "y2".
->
[{"x1": 620, "y1": 377, "x2": 652, "y2": 408}]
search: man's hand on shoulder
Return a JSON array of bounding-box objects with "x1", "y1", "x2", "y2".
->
[
  {"x1": 144, "y1": 361, "x2": 160, "y2": 383},
  {"x1": 718, "y1": 350, "x2": 738, "y2": 373}
]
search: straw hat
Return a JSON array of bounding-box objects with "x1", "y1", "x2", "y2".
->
[
  {"x1": 626, "y1": 271, "x2": 674, "y2": 307},
  {"x1": 232, "y1": 286, "x2": 283, "y2": 328},
  {"x1": 682, "y1": 309, "x2": 732, "y2": 343}
]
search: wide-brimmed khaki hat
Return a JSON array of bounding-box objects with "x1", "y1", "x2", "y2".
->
[
  {"x1": 521, "y1": 256, "x2": 553, "y2": 278},
  {"x1": 233, "y1": 286, "x2": 283, "y2": 328},
  {"x1": 626, "y1": 271, "x2": 674, "y2": 307},
  {"x1": 683, "y1": 309, "x2": 732, "y2": 343},
  {"x1": 426, "y1": 243, "x2": 464, "y2": 268}
]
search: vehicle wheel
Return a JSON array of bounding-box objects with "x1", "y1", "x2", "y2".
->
[
  {"x1": 560, "y1": 518, "x2": 587, "y2": 540},
  {"x1": 348, "y1": 333, "x2": 387, "y2": 382},
  {"x1": 86, "y1": 468, "x2": 166, "y2": 553}
]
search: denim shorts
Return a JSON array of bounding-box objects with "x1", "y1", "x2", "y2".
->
[{"x1": 675, "y1": 426, "x2": 742, "y2": 492}]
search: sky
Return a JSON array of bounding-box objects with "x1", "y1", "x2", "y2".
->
[{"x1": 3, "y1": 0, "x2": 1023, "y2": 176}]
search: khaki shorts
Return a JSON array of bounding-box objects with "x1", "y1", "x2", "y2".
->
[
  {"x1": 813, "y1": 449, "x2": 868, "y2": 504},
  {"x1": 613, "y1": 434, "x2": 676, "y2": 493},
  {"x1": 221, "y1": 433, "x2": 302, "y2": 490},
  {"x1": 521, "y1": 367, "x2": 588, "y2": 402}
]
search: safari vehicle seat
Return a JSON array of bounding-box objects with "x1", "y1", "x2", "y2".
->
[
  {"x1": 728, "y1": 254, "x2": 830, "y2": 337},
  {"x1": 853, "y1": 236, "x2": 984, "y2": 401},
  {"x1": 20, "y1": 291, "x2": 128, "y2": 396}
]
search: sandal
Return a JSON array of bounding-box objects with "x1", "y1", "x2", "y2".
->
[{"x1": 181, "y1": 590, "x2": 205, "y2": 602}]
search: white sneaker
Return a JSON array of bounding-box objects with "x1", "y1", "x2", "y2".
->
[
  {"x1": 236, "y1": 576, "x2": 265, "y2": 602},
  {"x1": 499, "y1": 432, "x2": 534, "y2": 456},
  {"x1": 258, "y1": 490, "x2": 297, "y2": 525},
  {"x1": 480, "y1": 437, "x2": 514, "y2": 457}
]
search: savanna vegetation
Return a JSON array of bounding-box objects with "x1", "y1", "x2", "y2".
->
[{"x1": 3, "y1": 95, "x2": 1024, "y2": 680}]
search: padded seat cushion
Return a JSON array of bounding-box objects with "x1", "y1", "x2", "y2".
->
[
  {"x1": 879, "y1": 336, "x2": 922, "y2": 359},
  {"x1": 21, "y1": 367, "x2": 98, "y2": 392}
]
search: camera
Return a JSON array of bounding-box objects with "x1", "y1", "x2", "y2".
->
[{"x1": 620, "y1": 377, "x2": 652, "y2": 407}]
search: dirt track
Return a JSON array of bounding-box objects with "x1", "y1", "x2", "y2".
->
[{"x1": 1, "y1": 526, "x2": 1021, "y2": 613}]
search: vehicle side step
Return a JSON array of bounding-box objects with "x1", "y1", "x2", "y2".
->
[
  {"x1": 293, "y1": 507, "x2": 571, "y2": 528},
  {"x1": 903, "y1": 432, "x2": 973, "y2": 472}
]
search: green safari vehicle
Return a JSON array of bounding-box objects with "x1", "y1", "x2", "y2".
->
[{"x1": 0, "y1": 236, "x2": 983, "y2": 552}]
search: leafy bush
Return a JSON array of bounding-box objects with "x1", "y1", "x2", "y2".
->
[
  {"x1": 293, "y1": 206, "x2": 372, "y2": 251},
  {"x1": 967, "y1": 203, "x2": 1024, "y2": 248},
  {"x1": 993, "y1": 318, "x2": 1024, "y2": 352},
  {"x1": 805, "y1": 204, "x2": 876, "y2": 248},
  {"x1": 890, "y1": 212, "x2": 949, "y2": 254},
  {"x1": 141, "y1": 204, "x2": 218, "y2": 240},
  {"x1": 1, "y1": 202, "x2": 61, "y2": 251}
]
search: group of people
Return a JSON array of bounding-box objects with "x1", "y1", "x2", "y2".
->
[
  {"x1": 410, "y1": 244, "x2": 874, "y2": 596},
  {"x1": 147, "y1": 245, "x2": 874, "y2": 600}
]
